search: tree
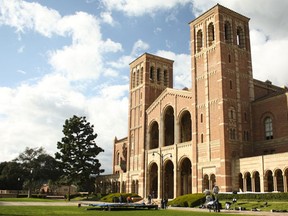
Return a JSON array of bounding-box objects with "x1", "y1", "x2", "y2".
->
[
  {"x1": 0, "y1": 161, "x2": 24, "y2": 190},
  {"x1": 14, "y1": 147, "x2": 62, "y2": 197},
  {"x1": 55, "y1": 115, "x2": 104, "y2": 199}
]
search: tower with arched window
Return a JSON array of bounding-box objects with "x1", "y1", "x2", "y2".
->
[
  {"x1": 127, "y1": 53, "x2": 174, "y2": 195},
  {"x1": 189, "y1": 4, "x2": 254, "y2": 192},
  {"x1": 103, "y1": 4, "x2": 288, "y2": 198}
]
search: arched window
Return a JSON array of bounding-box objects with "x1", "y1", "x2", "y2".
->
[
  {"x1": 150, "y1": 66, "x2": 154, "y2": 81},
  {"x1": 180, "y1": 111, "x2": 192, "y2": 142},
  {"x1": 236, "y1": 26, "x2": 245, "y2": 48},
  {"x1": 164, "y1": 106, "x2": 174, "y2": 146},
  {"x1": 136, "y1": 69, "x2": 139, "y2": 86},
  {"x1": 157, "y1": 68, "x2": 161, "y2": 83},
  {"x1": 116, "y1": 152, "x2": 120, "y2": 165},
  {"x1": 132, "y1": 71, "x2": 135, "y2": 88},
  {"x1": 229, "y1": 107, "x2": 236, "y2": 119},
  {"x1": 150, "y1": 121, "x2": 159, "y2": 149},
  {"x1": 140, "y1": 67, "x2": 143, "y2": 84},
  {"x1": 164, "y1": 69, "x2": 168, "y2": 86},
  {"x1": 224, "y1": 21, "x2": 232, "y2": 44},
  {"x1": 201, "y1": 134, "x2": 204, "y2": 143},
  {"x1": 208, "y1": 22, "x2": 215, "y2": 46},
  {"x1": 264, "y1": 117, "x2": 273, "y2": 140},
  {"x1": 197, "y1": 29, "x2": 203, "y2": 52}
]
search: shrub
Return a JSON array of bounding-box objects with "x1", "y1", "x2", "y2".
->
[
  {"x1": 169, "y1": 194, "x2": 206, "y2": 207},
  {"x1": 100, "y1": 193, "x2": 141, "y2": 203},
  {"x1": 217, "y1": 192, "x2": 288, "y2": 201}
]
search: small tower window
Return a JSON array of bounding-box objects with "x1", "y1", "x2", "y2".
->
[
  {"x1": 132, "y1": 71, "x2": 135, "y2": 88},
  {"x1": 157, "y1": 68, "x2": 161, "y2": 83},
  {"x1": 237, "y1": 26, "x2": 245, "y2": 48},
  {"x1": 140, "y1": 67, "x2": 143, "y2": 84},
  {"x1": 224, "y1": 21, "x2": 232, "y2": 44},
  {"x1": 150, "y1": 66, "x2": 154, "y2": 81},
  {"x1": 208, "y1": 22, "x2": 215, "y2": 46},
  {"x1": 197, "y1": 29, "x2": 203, "y2": 52},
  {"x1": 230, "y1": 80, "x2": 233, "y2": 90},
  {"x1": 136, "y1": 69, "x2": 139, "y2": 86},
  {"x1": 164, "y1": 69, "x2": 168, "y2": 86}
]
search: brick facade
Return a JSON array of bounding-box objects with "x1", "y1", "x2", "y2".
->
[{"x1": 100, "y1": 4, "x2": 288, "y2": 199}]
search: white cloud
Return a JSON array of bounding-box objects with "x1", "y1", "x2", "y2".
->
[
  {"x1": 0, "y1": 0, "x2": 126, "y2": 173},
  {"x1": 0, "y1": 0, "x2": 61, "y2": 36},
  {"x1": 100, "y1": 0, "x2": 191, "y2": 16},
  {"x1": 100, "y1": 11, "x2": 115, "y2": 25},
  {"x1": 0, "y1": 74, "x2": 128, "y2": 173},
  {"x1": 131, "y1": 39, "x2": 149, "y2": 56},
  {"x1": 156, "y1": 50, "x2": 191, "y2": 89}
]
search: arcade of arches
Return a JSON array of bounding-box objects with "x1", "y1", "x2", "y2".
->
[{"x1": 239, "y1": 169, "x2": 288, "y2": 193}]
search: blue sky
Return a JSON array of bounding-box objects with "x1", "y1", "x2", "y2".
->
[{"x1": 1, "y1": 0, "x2": 288, "y2": 173}]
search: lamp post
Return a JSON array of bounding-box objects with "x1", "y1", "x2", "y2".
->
[{"x1": 152, "y1": 152, "x2": 172, "y2": 209}]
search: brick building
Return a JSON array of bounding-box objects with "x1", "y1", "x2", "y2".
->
[{"x1": 97, "y1": 4, "x2": 288, "y2": 199}]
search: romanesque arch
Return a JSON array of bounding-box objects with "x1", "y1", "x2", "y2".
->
[
  {"x1": 179, "y1": 111, "x2": 192, "y2": 143},
  {"x1": 179, "y1": 157, "x2": 192, "y2": 195},
  {"x1": 238, "y1": 173, "x2": 243, "y2": 192},
  {"x1": 203, "y1": 174, "x2": 209, "y2": 191},
  {"x1": 149, "y1": 121, "x2": 159, "y2": 149},
  {"x1": 253, "y1": 171, "x2": 261, "y2": 192},
  {"x1": 163, "y1": 106, "x2": 174, "y2": 146},
  {"x1": 275, "y1": 169, "x2": 284, "y2": 192},
  {"x1": 164, "y1": 160, "x2": 174, "y2": 198},
  {"x1": 148, "y1": 163, "x2": 158, "y2": 198},
  {"x1": 264, "y1": 170, "x2": 274, "y2": 192}
]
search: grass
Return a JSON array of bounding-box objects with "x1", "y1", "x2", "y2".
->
[
  {"x1": 221, "y1": 199, "x2": 288, "y2": 212},
  {"x1": 0, "y1": 206, "x2": 257, "y2": 216},
  {"x1": 0, "y1": 198, "x2": 63, "y2": 202}
]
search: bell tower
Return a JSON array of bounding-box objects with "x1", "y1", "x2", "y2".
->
[
  {"x1": 127, "y1": 53, "x2": 173, "y2": 194},
  {"x1": 190, "y1": 4, "x2": 254, "y2": 192}
]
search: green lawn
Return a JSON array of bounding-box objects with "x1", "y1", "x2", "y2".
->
[
  {"x1": 0, "y1": 206, "x2": 256, "y2": 216},
  {"x1": 0, "y1": 198, "x2": 63, "y2": 202}
]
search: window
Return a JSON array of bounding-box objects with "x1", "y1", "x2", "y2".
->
[
  {"x1": 236, "y1": 26, "x2": 245, "y2": 48},
  {"x1": 208, "y1": 22, "x2": 215, "y2": 46},
  {"x1": 224, "y1": 21, "x2": 232, "y2": 44},
  {"x1": 201, "y1": 134, "x2": 204, "y2": 143},
  {"x1": 164, "y1": 70, "x2": 168, "y2": 86},
  {"x1": 150, "y1": 66, "x2": 154, "y2": 81},
  {"x1": 197, "y1": 29, "x2": 203, "y2": 52},
  {"x1": 116, "y1": 152, "x2": 120, "y2": 165},
  {"x1": 200, "y1": 113, "x2": 203, "y2": 123},
  {"x1": 132, "y1": 71, "x2": 135, "y2": 88},
  {"x1": 229, "y1": 107, "x2": 236, "y2": 119},
  {"x1": 136, "y1": 69, "x2": 139, "y2": 86},
  {"x1": 243, "y1": 131, "x2": 249, "y2": 141},
  {"x1": 264, "y1": 117, "x2": 273, "y2": 140},
  {"x1": 230, "y1": 80, "x2": 233, "y2": 90},
  {"x1": 157, "y1": 68, "x2": 161, "y2": 83},
  {"x1": 140, "y1": 67, "x2": 143, "y2": 84},
  {"x1": 229, "y1": 128, "x2": 236, "y2": 140}
]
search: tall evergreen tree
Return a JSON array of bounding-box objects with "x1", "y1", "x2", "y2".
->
[{"x1": 55, "y1": 115, "x2": 104, "y2": 198}]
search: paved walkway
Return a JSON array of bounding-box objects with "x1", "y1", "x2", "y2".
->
[{"x1": 1, "y1": 201, "x2": 288, "y2": 215}]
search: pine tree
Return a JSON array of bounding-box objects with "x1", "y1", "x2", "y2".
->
[{"x1": 55, "y1": 115, "x2": 104, "y2": 198}]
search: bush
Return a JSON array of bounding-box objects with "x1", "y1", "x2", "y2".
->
[
  {"x1": 100, "y1": 193, "x2": 141, "y2": 203},
  {"x1": 169, "y1": 194, "x2": 206, "y2": 207},
  {"x1": 217, "y1": 192, "x2": 288, "y2": 201}
]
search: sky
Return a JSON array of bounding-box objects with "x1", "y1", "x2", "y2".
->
[{"x1": 1, "y1": 0, "x2": 288, "y2": 174}]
